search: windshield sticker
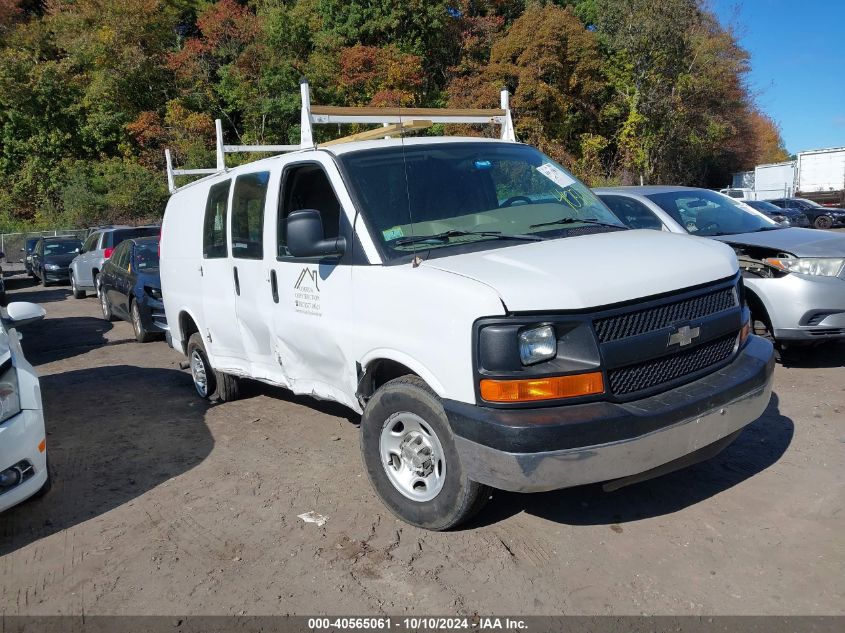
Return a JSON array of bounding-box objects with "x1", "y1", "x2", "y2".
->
[
  {"x1": 556, "y1": 187, "x2": 585, "y2": 209},
  {"x1": 536, "y1": 163, "x2": 576, "y2": 189},
  {"x1": 382, "y1": 226, "x2": 404, "y2": 241}
]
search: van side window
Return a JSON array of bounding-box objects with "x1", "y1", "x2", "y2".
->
[
  {"x1": 231, "y1": 172, "x2": 269, "y2": 259},
  {"x1": 277, "y1": 165, "x2": 341, "y2": 257},
  {"x1": 203, "y1": 180, "x2": 231, "y2": 258}
]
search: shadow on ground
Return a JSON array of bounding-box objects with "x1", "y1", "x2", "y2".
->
[
  {"x1": 0, "y1": 365, "x2": 213, "y2": 556},
  {"x1": 239, "y1": 380, "x2": 361, "y2": 425},
  {"x1": 781, "y1": 341, "x2": 845, "y2": 369},
  {"x1": 16, "y1": 316, "x2": 129, "y2": 365},
  {"x1": 469, "y1": 392, "x2": 793, "y2": 528}
]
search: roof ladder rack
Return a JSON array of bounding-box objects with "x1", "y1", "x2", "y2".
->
[
  {"x1": 165, "y1": 80, "x2": 515, "y2": 193},
  {"x1": 299, "y1": 79, "x2": 515, "y2": 146}
]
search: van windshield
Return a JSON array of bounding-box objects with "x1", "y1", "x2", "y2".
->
[{"x1": 338, "y1": 142, "x2": 624, "y2": 258}]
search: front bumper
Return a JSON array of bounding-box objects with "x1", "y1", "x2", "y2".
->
[
  {"x1": 138, "y1": 296, "x2": 168, "y2": 333},
  {"x1": 746, "y1": 273, "x2": 845, "y2": 341},
  {"x1": 445, "y1": 335, "x2": 774, "y2": 493},
  {"x1": 0, "y1": 409, "x2": 48, "y2": 513},
  {"x1": 44, "y1": 268, "x2": 70, "y2": 282}
]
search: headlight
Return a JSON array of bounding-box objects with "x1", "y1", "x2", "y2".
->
[
  {"x1": 764, "y1": 257, "x2": 845, "y2": 277},
  {"x1": 518, "y1": 325, "x2": 557, "y2": 365},
  {"x1": 44, "y1": 263, "x2": 60, "y2": 271},
  {"x1": 0, "y1": 363, "x2": 21, "y2": 424}
]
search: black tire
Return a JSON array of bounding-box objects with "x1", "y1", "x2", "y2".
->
[
  {"x1": 187, "y1": 333, "x2": 217, "y2": 399},
  {"x1": 752, "y1": 317, "x2": 783, "y2": 363},
  {"x1": 814, "y1": 215, "x2": 833, "y2": 230},
  {"x1": 130, "y1": 298, "x2": 153, "y2": 343},
  {"x1": 214, "y1": 370, "x2": 241, "y2": 402},
  {"x1": 100, "y1": 287, "x2": 116, "y2": 322},
  {"x1": 70, "y1": 271, "x2": 86, "y2": 299},
  {"x1": 360, "y1": 375, "x2": 490, "y2": 531}
]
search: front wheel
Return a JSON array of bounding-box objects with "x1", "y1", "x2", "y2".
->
[
  {"x1": 814, "y1": 215, "x2": 833, "y2": 230},
  {"x1": 360, "y1": 375, "x2": 490, "y2": 531}
]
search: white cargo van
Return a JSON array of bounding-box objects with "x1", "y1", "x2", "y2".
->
[{"x1": 160, "y1": 83, "x2": 774, "y2": 530}]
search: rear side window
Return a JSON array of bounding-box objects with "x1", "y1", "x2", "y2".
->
[
  {"x1": 231, "y1": 172, "x2": 269, "y2": 259},
  {"x1": 82, "y1": 233, "x2": 99, "y2": 252},
  {"x1": 113, "y1": 241, "x2": 131, "y2": 270},
  {"x1": 203, "y1": 180, "x2": 231, "y2": 258}
]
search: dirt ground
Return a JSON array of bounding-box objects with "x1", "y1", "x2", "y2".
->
[{"x1": 0, "y1": 275, "x2": 842, "y2": 616}]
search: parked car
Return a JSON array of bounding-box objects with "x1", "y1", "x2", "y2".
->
[
  {"x1": 69, "y1": 225, "x2": 160, "y2": 299},
  {"x1": 743, "y1": 199, "x2": 810, "y2": 227},
  {"x1": 0, "y1": 301, "x2": 49, "y2": 512},
  {"x1": 596, "y1": 186, "x2": 845, "y2": 353},
  {"x1": 23, "y1": 237, "x2": 39, "y2": 277},
  {"x1": 161, "y1": 107, "x2": 774, "y2": 530},
  {"x1": 719, "y1": 187, "x2": 755, "y2": 201},
  {"x1": 768, "y1": 198, "x2": 845, "y2": 229},
  {"x1": 31, "y1": 236, "x2": 83, "y2": 286},
  {"x1": 98, "y1": 237, "x2": 167, "y2": 342}
]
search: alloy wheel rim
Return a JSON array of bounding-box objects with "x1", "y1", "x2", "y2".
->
[
  {"x1": 101, "y1": 292, "x2": 109, "y2": 317},
  {"x1": 379, "y1": 412, "x2": 446, "y2": 502},
  {"x1": 190, "y1": 350, "x2": 208, "y2": 397},
  {"x1": 132, "y1": 304, "x2": 141, "y2": 336}
]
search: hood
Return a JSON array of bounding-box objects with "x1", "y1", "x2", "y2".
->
[
  {"x1": 421, "y1": 229, "x2": 738, "y2": 312},
  {"x1": 44, "y1": 253, "x2": 77, "y2": 266},
  {"x1": 713, "y1": 227, "x2": 845, "y2": 257}
]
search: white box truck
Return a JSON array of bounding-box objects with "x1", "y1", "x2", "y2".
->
[
  {"x1": 796, "y1": 147, "x2": 845, "y2": 207},
  {"x1": 754, "y1": 161, "x2": 796, "y2": 200}
]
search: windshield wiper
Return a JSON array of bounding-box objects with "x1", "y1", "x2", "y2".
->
[
  {"x1": 752, "y1": 226, "x2": 785, "y2": 232},
  {"x1": 394, "y1": 229, "x2": 543, "y2": 246},
  {"x1": 529, "y1": 217, "x2": 624, "y2": 230}
]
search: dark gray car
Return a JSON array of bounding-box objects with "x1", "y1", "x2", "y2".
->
[
  {"x1": 595, "y1": 186, "x2": 845, "y2": 350},
  {"x1": 69, "y1": 225, "x2": 160, "y2": 299}
]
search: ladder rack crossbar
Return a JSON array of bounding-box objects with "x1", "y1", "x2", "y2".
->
[{"x1": 165, "y1": 80, "x2": 516, "y2": 193}]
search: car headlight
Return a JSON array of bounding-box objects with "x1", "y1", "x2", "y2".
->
[
  {"x1": 0, "y1": 363, "x2": 21, "y2": 424},
  {"x1": 44, "y1": 263, "x2": 60, "y2": 271},
  {"x1": 765, "y1": 257, "x2": 845, "y2": 277},
  {"x1": 518, "y1": 325, "x2": 557, "y2": 365}
]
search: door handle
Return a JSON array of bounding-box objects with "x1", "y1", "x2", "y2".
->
[
  {"x1": 270, "y1": 269, "x2": 279, "y2": 303},
  {"x1": 233, "y1": 266, "x2": 240, "y2": 296}
]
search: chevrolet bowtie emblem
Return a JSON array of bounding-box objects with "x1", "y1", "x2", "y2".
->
[{"x1": 668, "y1": 325, "x2": 700, "y2": 347}]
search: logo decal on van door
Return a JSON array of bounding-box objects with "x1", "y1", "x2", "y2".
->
[{"x1": 294, "y1": 268, "x2": 321, "y2": 316}]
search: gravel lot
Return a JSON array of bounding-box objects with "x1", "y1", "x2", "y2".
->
[{"x1": 0, "y1": 275, "x2": 843, "y2": 616}]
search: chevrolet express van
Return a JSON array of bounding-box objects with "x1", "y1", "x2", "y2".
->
[{"x1": 160, "y1": 93, "x2": 774, "y2": 530}]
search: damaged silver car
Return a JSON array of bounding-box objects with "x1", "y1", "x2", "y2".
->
[{"x1": 595, "y1": 186, "x2": 845, "y2": 354}]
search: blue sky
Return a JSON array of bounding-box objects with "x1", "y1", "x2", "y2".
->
[{"x1": 711, "y1": 0, "x2": 845, "y2": 154}]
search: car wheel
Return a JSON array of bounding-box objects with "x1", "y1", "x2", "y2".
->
[
  {"x1": 814, "y1": 215, "x2": 833, "y2": 230},
  {"x1": 41, "y1": 272, "x2": 50, "y2": 287},
  {"x1": 187, "y1": 333, "x2": 217, "y2": 399},
  {"x1": 360, "y1": 375, "x2": 490, "y2": 531},
  {"x1": 100, "y1": 288, "x2": 116, "y2": 322},
  {"x1": 130, "y1": 298, "x2": 153, "y2": 343},
  {"x1": 70, "y1": 272, "x2": 85, "y2": 299}
]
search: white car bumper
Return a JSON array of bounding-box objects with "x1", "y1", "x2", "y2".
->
[{"x1": 0, "y1": 408, "x2": 48, "y2": 513}]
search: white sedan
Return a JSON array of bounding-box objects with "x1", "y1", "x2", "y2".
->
[{"x1": 0, "y1": 301, "x2": 49, "y2": 512}]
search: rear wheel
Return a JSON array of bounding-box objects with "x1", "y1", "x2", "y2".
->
[
  {"x1": 360, "y1": 375, "x2": 490, "y2": 531},
  {"x1": 130, "y1": 299, "x2": 153, "y2": 343},
  {"x1": 100, "y1": 287, "x2": 116, "y2": 321},
  {"x1": 70, "y1": 272, "x2": 85, "y2": 299},
  {"x1": 814, "y1": 214, "x2": 833, "y2": 230}
]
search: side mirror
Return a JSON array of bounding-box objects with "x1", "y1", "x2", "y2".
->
[
  {"x1": 287, "y1": 209, "x2": 346, "y2": 258},
  {"x1": 4, "y1": 302, "x2": 46, "y2": 328}
]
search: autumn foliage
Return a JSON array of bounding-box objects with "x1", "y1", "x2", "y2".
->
[{"x1": 0, "y1": 0, "x2": 790, "y2": 229}]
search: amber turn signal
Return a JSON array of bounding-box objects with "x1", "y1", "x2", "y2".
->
[
  {"x1": 739, "y1": 319, "x2": 751, "y2": 347},
  {"x1": 38, "y1": 438, "x2": 46, "y2": 453},
  {"x1": 480, "y1": 372, "x2": 604, "y2": 403}
]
